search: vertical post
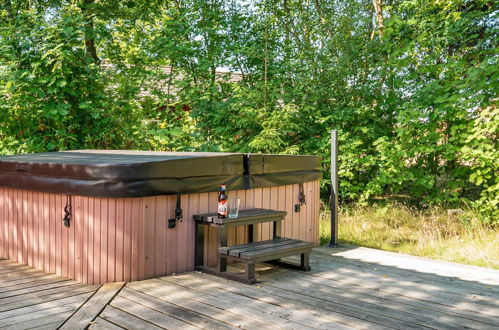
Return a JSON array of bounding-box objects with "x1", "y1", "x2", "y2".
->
[
  {"x1": 273, "y1": 219, "x2": 282, "y2": 239},
  {"x1": 195, "y1": 222, "x2": 205, "y2": 268},
  {"x1": 329, "y1": 130, "x2": 339, "y2": 247},
  {"x1": 217, "y1": 225, "x2": 228, "y2": 272}
]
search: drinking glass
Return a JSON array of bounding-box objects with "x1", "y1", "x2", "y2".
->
[{"x1": 228, "y1": 198, "x2": 241, "y2": 218}]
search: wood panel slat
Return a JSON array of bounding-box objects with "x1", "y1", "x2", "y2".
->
[
  {"x1": 8, "y1": 190, "x2": 12, "y2": 262},
  {"x1": 198, "y1": 192, "x2": 209, "y2": 267},
  {"x1": 143, "y1": 197, "x2": 155, "y2": 279},
  {"x1": 115, "y1": 199, "x2": 124, "y2": 282},
  {"x1": 91, "y1": 198, "x2": 98, "y2": 284},
  {"x1": 16, "y1": 190, "x2": 22, "y2": 265},
  {"x1": 178, "y1": 193, "x2": 190, "y2": 273},
  {"x1": 207, "y1": 192, "x2": 219, "y2": 267},
  {"x1": 48, "y1": 193, "x2": 54, "y2": 273},
  {"x1": 122, "y1": 199, "x2": 131, "y2": 282},
  {"x1": 131, "y1": 198, "x2": 142, "y2": 282},
  {"x1": 0, "y1": 189, "x2": 5, "y2": 259},
  {"x1": 157, "y1": 196, "x2": 165, "y2": 276},
  {"x1": 100, "y1": 198, "x2": 108, "y2": 284},
  {"x1": 108, "y1": 199, "x2": 116, "y2": 283},
  {"x1": 186, "y1": 193, "x2": 198, "y2": 272},
  {"x1": 26, "y1": 191, "x2": 32, "y2": 269},
  {"x1": 61, "y1": 196, "x2": 68, "y2": 277},
  {"x1": 43, "y1": 193, "x2": 49, "y2": 273},
  {"x1": 8, "y1": 189, "x2": 12, "y2": 262},
  {"x1": 84, "y1": 197, "x2": 92, "y2": 284},
  {"x1": 87, "y1": 197, "x2": 92, "y2": 283},
  {"x1": 68, "y1": 195, "x2": 75, "y2": 280},
  {"x1": 261, "y1": 187, "x2": 271, "y2": 241},
  {"x1": 167, "y1": 195, "x2": 176, "y2": 275},
  {"x1": 246, "y1": 193, "x2": 254, "y2": 241}
]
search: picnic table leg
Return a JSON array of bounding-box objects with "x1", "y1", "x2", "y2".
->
[
  {"x1": 245, "y1": 262, "x2": 256, "y2": 283},
  {"x1": 195, "y1": 222, "x2": 204, "y2": 268},
  {"x1": 273, "y1": 220, "x2": 282, "y2": 239},
  {"x1": 217, "y1": 225, "x2": 228, "y2": 272},
  {"x1": 248, "y1": 224, "x2": 258, "y2": 243},
  {"x1": 301, "y1": 252, "x2": 311, "y2": 271}
]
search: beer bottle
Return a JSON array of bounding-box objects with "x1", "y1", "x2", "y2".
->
[{"x1": 218, "y1": 182, "x2": 228, "y2": 218}]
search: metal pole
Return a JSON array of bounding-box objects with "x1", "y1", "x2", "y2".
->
[{"x1": 329, "y1": 130, "x2": 339, "y2": 247}]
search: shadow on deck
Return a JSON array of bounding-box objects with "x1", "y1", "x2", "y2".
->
[{"x1": 1, "y1": 246, "x2": 498, "y2": 329}]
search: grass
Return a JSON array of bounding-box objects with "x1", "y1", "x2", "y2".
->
[{"x1": 319, "y1": 203, "x2": 499, "y2": 270}]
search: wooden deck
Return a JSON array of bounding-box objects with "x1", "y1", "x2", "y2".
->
[
  {"x1": 0, "y1": 259, "x2": 100, "y2": 329},
  {"x1": 1, "y1": 245, "x2": 499, "y2": 329}
]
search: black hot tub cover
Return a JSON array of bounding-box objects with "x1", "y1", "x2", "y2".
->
[{"x1": 0, "y1": 150, "x2": 322, "y2": 197}]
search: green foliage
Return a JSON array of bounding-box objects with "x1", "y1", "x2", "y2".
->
[
  {"x1": 0, "y1": 0, "x2": 497, "y2": 222},
  {"x1": 0, "y1": 1, "x2": 139, "y2": 152},
  {"x1": 368, "y1": 0, "x2": 498, "y2": 221},
  {"x1": 461, "y1": 106, "x2": 499, "y2": 223}
]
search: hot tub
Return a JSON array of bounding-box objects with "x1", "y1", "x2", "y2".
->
[{"x1": 0, "y1": 150, "x2": 322, "y2": 284}]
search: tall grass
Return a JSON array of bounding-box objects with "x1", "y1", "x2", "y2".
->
[{"x1": 320, "y1": 203, "x2": 499, "y2": 269}]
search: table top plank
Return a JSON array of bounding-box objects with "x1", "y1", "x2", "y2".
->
[{"x1": 194, "y1": 208, "x2": 286, "y2": 227}]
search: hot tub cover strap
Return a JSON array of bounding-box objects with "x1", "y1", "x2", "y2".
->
[
  {"x1": 168, "y1": 194, "x2": 183, "y2": 229},
  {"x1": 63, "y1": 194, "x2": 72, "y2": 227}
]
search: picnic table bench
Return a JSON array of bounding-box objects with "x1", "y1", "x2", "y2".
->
[{"x1": 194, "y1": 208, "x2": 313, "y2": 284}]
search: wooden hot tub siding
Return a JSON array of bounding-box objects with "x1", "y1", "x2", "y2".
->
[{"x1": 0, "y1": 180, "x2": 320, "y2": 284}]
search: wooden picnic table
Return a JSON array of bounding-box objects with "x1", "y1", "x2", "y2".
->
[{"x1": 194, "y1": 208, "x2": 313, "y2": 284}]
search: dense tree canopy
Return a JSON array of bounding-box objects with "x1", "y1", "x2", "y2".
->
[{"x1": 1, "y1": 0, "x2": 497, "y2": 222}]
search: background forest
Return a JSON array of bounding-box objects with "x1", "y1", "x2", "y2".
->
[{"x1": 1, "y1": 0, "x2": 498, "y2": 223}]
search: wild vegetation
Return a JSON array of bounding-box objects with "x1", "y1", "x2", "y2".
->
[
  {"x1": 319, "y1": 204, "x2": 499, "y2": 269},
  {"x1": 0, "y1": 0, "x2": 497, "y2": 223}
]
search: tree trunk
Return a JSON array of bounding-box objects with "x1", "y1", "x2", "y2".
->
[
  {"x1": 372, "y1": 0, "x2": 384, "y2": 38},
  {"x1": 81, "y1": 0, "x2": 100, "y2": 64}
]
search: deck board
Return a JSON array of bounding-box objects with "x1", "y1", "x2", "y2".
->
[
  {"x1": 126, "y1": 280, "x2": 315, "y2": 329},
  {"x1": 309, "y1": 252, "x2": 499, "y2": 299},
  {"x1": 117, "y1": 286, "x2": 240, "y2": 330},
  {"x1": 301, "y1": 256, "x2": 499, "y2": 317},
  {"x1": 113, "y1": 289, "x2": 198, "y2": 330},
  {"x1": 1, "y1": 246, "x2": 498, "y2": 329},
  {"x1": 266, "y1": 268, "x2": 499, "y2": 327},
  {"x1": 2, "y1": 312, "x2": 74, "y2": 330},
  {"x1": 0, "y1": 285, "x2": 97, "y2": 313},
  {"x1": 99, "y1": 305, "x2": 164, "y2": 329},
  {"x1": 60, "y1": 282, "x2": 124, "y2": 330},
  {"x1": 160, "y1": 275, "x2": 361, "y2": 329},
  {"x1": 165, "y1": 272, "x2": 425, "y2": 329},
  {"x1": 88, "y1": 317, "x2": 125, "y2": 329},
  {"x1": 0, "y1": 262, "x2": 99, "y2": 329}
]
